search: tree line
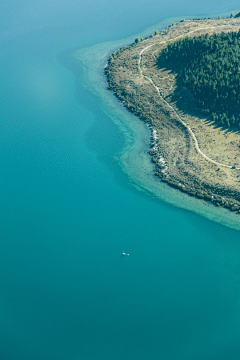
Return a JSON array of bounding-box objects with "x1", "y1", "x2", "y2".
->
[{"x1": 160, "y1": 30, "x2": 240, "y2": 129}]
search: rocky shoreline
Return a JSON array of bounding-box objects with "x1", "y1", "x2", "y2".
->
[
  {"x1": 148, "y1": 125, "x2": 240, "y2": 212},
  {"x1": 105, "y1": 17, "x2": 240, "y2": 213}
]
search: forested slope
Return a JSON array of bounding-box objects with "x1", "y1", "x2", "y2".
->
[{"x1": 159, "y1": 31, "x2": 240, "y2": 128}]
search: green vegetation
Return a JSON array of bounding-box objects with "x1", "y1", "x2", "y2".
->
[
  {"x1": 180, "y1": 18, "x2": 185, "y2": 22},
  {"x1": 230, "y1": 12, "x2": 234, "y2": 18},
  {"x1": 160, "y1": 31, "x2": 240, "y2": 128},
  {"x1": 135, "y1": 37, "x2": 140, "y2": 43},
  {"x1": 235, "y1": 11, "x2": 240, "y2": 18}
]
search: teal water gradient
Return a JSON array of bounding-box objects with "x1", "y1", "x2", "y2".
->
[{"x1": 1, "y1": 2, "x2": 240, "y2": 359}]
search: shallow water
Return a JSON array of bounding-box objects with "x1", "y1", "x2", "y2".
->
[{"x1": 1, "y1": 2, "x2": 240, "y2": 359}]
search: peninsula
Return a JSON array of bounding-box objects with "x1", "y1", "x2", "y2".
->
[{"x1": 105, "y1": 16, "x2": 240, "y2": 212}]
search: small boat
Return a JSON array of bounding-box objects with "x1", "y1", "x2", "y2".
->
[{"x1": 122, "y1": 252, "x2": 126, "y2": 256}]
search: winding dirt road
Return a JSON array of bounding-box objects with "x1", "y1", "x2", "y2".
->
[{"x1": 138, "y1": 25, "x2": 240, "y2": 170}]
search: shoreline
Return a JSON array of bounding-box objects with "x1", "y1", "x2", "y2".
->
[
  {"x1": 69, "y1": 16, "x2": 240, "y2": 231},
  {"x1": 105, "y1": 16, "x2": 240, "y2": 214}
]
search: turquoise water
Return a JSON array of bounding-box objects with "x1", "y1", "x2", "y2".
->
[{"x1": 1, "y1": 1, "x2": 240, "y2": 359}]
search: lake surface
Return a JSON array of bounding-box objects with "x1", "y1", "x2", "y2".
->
[{"x1": 1, "y1": 1, "x2": 240, "y2": 359}]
